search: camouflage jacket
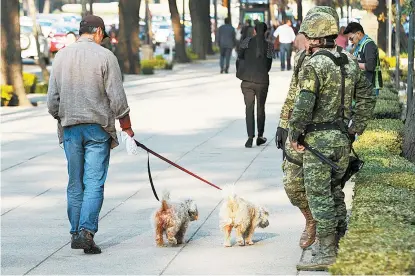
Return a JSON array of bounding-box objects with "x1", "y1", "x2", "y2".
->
[
  {"x1": 288, "y1": 48, "x2": 376, "y2": 148},
  {"x1": 279, "y1": 50, "x2": 310, "y2": 129}
]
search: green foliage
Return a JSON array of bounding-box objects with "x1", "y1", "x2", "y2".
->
[
  {"x1": 22, "y1": 72, "x2": 37, "y2": 94},
  {"x1": 1, "y1": 85, "x2": 14, "y2": 102},
  {"x1": 373, "y1": 99, "x2": 402, "y2": 119},
  {"x1": 212, "y1": 45, "x2": 220, "y2": 54},
  {"x1": 141, "y1": 58, "x2": 168, "y2": 70},
  {"x1": 35, "y1": 82, "x2": 48, "y2": 94},
  {"x1": 378, "y1": 88, "x2": 399, "y2": 101},
  {"x1": 186, "y1": 48, "x2": 198, "y2": 60},
  {"x1": 140, "y1": 60, "x2": 155, "y2": 75},
  {"x1": 330, "y1": 92, "x2": 415, "y2": 274}
]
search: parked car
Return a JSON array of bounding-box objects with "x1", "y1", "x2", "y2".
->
[
  {"x1": 48, "y1": 25, "x2": 78, "y2": 54},
  {"x1": 20, "y1": 18, "x2": 51, "y2": 64}
]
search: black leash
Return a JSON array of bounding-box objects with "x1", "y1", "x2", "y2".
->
[{"x1": 134, "y1": 140, "x2": 221, "y2": 201}]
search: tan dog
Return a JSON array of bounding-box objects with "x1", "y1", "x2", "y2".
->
[
  {"x1": 219, "y1": 185, "x2": 269, "y2": 247},
  {"x1": 152, "y1": 191, "x2": 198, "y2": 247}
]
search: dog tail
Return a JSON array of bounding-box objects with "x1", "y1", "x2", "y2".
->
[
  {"x1": 160, "y1": 190, "x2": 170, "y2": 211},
  {"x1": 221, "y1": 184, "x2": 236, "y2": 201}
]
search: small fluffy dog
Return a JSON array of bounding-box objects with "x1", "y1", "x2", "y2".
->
[
  {"x1": 153, "y1": 191, "x2": 198, "y2": 247},
  {"x1": 219, "y1": 185, "x2": 269, "y2": 247}
]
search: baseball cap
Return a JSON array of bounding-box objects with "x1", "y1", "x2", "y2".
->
[{"x1": 79, "y1": 15, "x2": 109, "y2": 38}]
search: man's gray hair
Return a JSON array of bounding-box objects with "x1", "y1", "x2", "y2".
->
[{"x1": 79, "y1": 26, "x2": 98, "y2": 36}]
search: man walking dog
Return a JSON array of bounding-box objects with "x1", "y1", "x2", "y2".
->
[{"x1": 47, "y1": 15, "x2": 135, "y2": 254}]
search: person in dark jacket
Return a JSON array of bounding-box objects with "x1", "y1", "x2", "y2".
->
[
  {"x1": 236, "y1": 22, "x2": 273, "y2": 148},
  {"x1": 344, "y1": 22, "x2": 383, "y2": 95},
  {"x1": 218, "y1": 17, "x2": 236, "y2": 73}
]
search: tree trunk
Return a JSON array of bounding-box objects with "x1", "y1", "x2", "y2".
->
[
  {"x1": 403, "y1": 101, "x2": 415, "y2": 162},
  {"x1": 28, "y1": 0, "x2": 50, "y2": 84},
  {"x1": 206, "y1": 0, "x2": 214, "y2": 55},
  {"x1": 227, "y1": 0, "x2": 231, "y2": 22},
  {"x1": 43, "y1": 0, "x2": 50, "y2": 14},
  {"x1": 374, "y1": 0, "x2": 387, "y2": 51},
  {"x1": 296, "y1": 0, "x2": 302, "y2": 22},
  {"x1": 214, "y1": 0, "x2": 218, "y2": 44},
  {"x1": 168, "y1": 0, "x2": 190, "y2": 63},
  {"x1": 189, "y1": 0, "x2": 208, "y2": 59},
  {"x1": 89, "y1": 0, "x2": 94, "y2": 15},
  {"x1": 81, "y1": 0, "x2": 88, "y2": 17},
  {"x1": 1, "y1": 0, "x2": 31, "y2": 106},
  {"x1": 118, "y1": 0, "x2": 141, "y2": 74}
]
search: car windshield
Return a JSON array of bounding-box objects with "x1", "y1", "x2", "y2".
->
[
  {"x1": 39, "y1": 21, "x2": 53, "y2": 27},
  {"x1": 20, "y1": 25, "x2": 33, "y2": 34},
  {"x1": 159, "y1": 25, "x2": 169, "y2": 29}
]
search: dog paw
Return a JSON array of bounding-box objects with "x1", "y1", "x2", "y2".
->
[
  {"x1": 246, "y1": 241, "x2": 254, "y2": 245},
  {"x1": 168, "y1": 238, "x2": 177, "y2": 245},
  {"x1": 237, "y1": 240, "x2": 245, "y2": 246},
  {"x1": 224, "y1": 242, "x2": 232, "y2": 247}
]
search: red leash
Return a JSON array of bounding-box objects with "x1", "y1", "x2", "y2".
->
[{"x1": 134, "y1": 140, "x2": 222, "y2": 200}]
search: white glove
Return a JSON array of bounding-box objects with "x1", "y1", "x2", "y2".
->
[{"x1": 120, "y1": 131, "x2": 139, "y2": 155}]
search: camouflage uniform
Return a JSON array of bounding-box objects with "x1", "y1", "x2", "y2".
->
[
  {"x1": 277, "y1": 6, "x2": 340, "y2": 249},
  {"x1": 289, "y1": 12, "x2": 376, "y2": 271}
]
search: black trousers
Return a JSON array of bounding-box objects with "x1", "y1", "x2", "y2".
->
[{"x1": 241, "y1": 81, "x2": 269, "y2": 138}]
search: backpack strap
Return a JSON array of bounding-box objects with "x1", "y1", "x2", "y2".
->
[{"x1": 309, "y1": 49, "x2": 349, "y2": 134}]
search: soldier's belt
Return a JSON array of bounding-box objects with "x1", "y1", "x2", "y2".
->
[{"x1": 305, "y1": 122, "x2": 341, "y2": 133}]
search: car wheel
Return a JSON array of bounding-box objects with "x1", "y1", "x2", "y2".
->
[{"x1": 20, "y1": 34, "x2": 31, "y2": 50}]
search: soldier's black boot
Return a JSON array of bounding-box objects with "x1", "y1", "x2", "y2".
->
[{"x1": 297, "y1": 234, "x2": 336, "y2": 271}]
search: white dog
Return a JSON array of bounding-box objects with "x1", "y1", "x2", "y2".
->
[{"x1": 219, "y1": 185, "x2": 270, "y2": 247}]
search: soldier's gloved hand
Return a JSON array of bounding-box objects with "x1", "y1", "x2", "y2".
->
[
  {"x1": 348, "y1": 131, "x2": 356, "y2": 144},
  {"x1": 276, "y1": 127, "x2": 287, "y2": 149}
]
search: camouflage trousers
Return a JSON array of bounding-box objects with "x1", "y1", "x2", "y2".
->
[
  {"x1": 303, "y1": 145, "x2": 349, "y2": 236},
  {"x1": 282, "y1": 139, "x2": 309, "y2": 209}
]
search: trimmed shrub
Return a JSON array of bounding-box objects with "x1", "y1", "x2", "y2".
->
[
  {"x1": 1, "y1": 85, "x2": 14, "y2": 106},
  {"x1": 23, "y1": 72, "x2": 37, "y2": 94},
  {"x1": 186, "y1": 47, "x2": 198, "y2": 60},
  {"x1": 330, "y1": 91, "x2": 415, "y2": 274},
  {"x1": 141, "y1": 60, "x2": 154, "y2": 75},
  {"x1": 35, "y1": 82, "x2": 48, "y2": 94},
  {"x1": 378, "y1": 88, "x2": 399, "y2": 101},
  {"x1": 373, "y1": 99, "x2": 402, "y2": 119}
]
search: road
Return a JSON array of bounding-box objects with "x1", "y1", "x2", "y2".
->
[{"x1": 1, "y1": 59, "x2": 319, "y2": 275}]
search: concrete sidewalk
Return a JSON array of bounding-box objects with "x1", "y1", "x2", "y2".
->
[{"x1": 1, "y1": 58, "x2": 349, "y2": 275}]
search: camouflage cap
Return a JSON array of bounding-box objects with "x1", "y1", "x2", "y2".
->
[
  {"x1": 299, "y1": 12, "x2": 338, "y2": 39},
  {"x1": 305, "y1": 6, "x2": 339, "y2": 27}
]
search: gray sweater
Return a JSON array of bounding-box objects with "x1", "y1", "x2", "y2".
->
[{"x1": 47, "y1": 37, "x2": 130, "y2": 149}]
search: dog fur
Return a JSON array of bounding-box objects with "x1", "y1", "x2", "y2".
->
[
  {"x1": 152, "y1": 191, "x2": 198, "y2": 247},
  {"x1": 219, "y1": 185, "x2": 270, "y2": 247}
]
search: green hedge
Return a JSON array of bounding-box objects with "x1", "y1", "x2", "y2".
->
[
  {"x1": 373, "y1": 99, "x2": 402, "y2": 119},
  {"x1": 23, "y1": 72, "x2": 38, "y2": 94},
  {"x1": 330, "y1": 96, "x2": 415, "y2": 274}
]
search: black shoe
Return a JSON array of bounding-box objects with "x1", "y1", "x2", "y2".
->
[
  {"x1": 70, "y1": 233, "x2": 79, "y2": 249},
  {"x1": 256, "y1": 137, "x2": 267, "y2": 146},
  {"x1": 84, "y1": 243, "x2": 102, "y2": 254},
  {"x1": 71, "y1": 229, "x2": 94, "y2": 250},
  {"x1": 220, "y1": 69, "x2": 224, "y2": 74},
  {"x1": 245, "y1": 138, "x2": 253, "y2": 148},
  {"x1": 225, "y1": 69, "x2": 229, "y2": 74},
  {"x1": 287, "y1": 66, "x2": 292, "y2": 71}
]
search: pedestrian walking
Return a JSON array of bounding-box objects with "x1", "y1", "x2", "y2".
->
[
  {"x1": 240, "y1": 19, "x2": 254, "y2": 41},
  {"x1": 217, "y1": 17, "x2": 236, "y2": 74},
  {"x1": 344, "y1": 22, "x2": 383, "y2": 95},
  {"x1": 287, "y1": 12, "x2": 376, "y2": 270},
  {"x1": 276, "y1": 6, "x2": 341, "y2": 251},
  {"x1": 273, "y1": 19, "x2": 296, "y2": 70},
  {"x1": 47, "y1": 15, "x2": 135, "y2": 254},
  {"x1": 236, "y1": 22, "x2": 273, "y2": 148}
]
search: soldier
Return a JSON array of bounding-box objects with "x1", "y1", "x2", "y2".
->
[
  {"x1": 275, "y1": 6, "x2": 340, "y2": 250},
  {"x1": 288, "y1": 12, "x2": 376, "y2": 270}
]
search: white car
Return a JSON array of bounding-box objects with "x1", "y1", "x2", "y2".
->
[
  {"x1": 20, "y1": 18, "x2": 51, "y2": 64},
  {"x1": 154, "y1": 25, "x2": 172, "y2": 45}
]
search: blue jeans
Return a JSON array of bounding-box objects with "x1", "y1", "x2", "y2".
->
[
  {"x1": 63, "y1": 124, "x2": 111, "y2": 234},
  {"x1": 279, "y1": 43, "x2": 292, "y2": 70}
]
